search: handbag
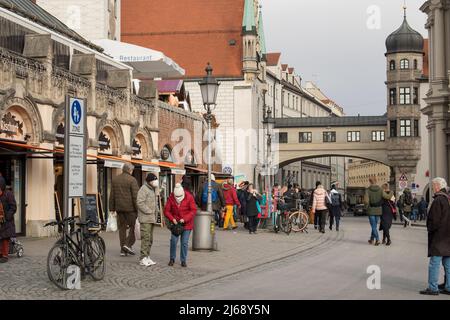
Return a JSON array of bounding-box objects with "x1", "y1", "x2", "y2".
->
[
  {"x1": 134, "y1": 219, "x2": 141, "y2": 240},
  {"x1": 106, "y1": 212, "x2": 118, "y2": 232},
  {"x1": 170, "y1": 222, "x2": 185, "y2": 236},
  {"x1": 388, "y1": 201, "x2": 397, "y2": 216}
]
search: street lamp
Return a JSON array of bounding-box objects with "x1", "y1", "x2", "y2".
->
[
  {"x1": 263, "y1": 105, "x2": 274, "y2": 229},
  {"x1": 199, "y1": 63, "x2": 220, "y2": 214},
  {"x1": 192, "y1": 63, "x2": 220, "y2": 251}
]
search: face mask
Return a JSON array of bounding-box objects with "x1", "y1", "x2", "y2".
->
[{"x1": 150, "y1": 180, "x2": 159, "y2": 188}]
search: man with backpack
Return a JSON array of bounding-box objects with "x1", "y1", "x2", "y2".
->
[
  {"x1": 329, "y1": 184, "x2": 344, "y2": 231},
  {"x1": 196, "y1": 174, "x2": 225, "y2": 227},
  {"x1": 400, "y1": 188, "x2": 413, "y2": 227}
]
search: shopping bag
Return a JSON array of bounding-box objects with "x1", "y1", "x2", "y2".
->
[
  {"x1": 106, "y1": 212, "x2": 118, "y2": 232},
  {"x1": 135, "y1": 219, "x2": 141, "y2": 240}
]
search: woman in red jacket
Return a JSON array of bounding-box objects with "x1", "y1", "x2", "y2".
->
[{"x1": 164, "y1": 183, "x2": 197, "y2": 267}]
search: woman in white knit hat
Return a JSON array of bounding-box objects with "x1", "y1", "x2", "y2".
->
[{"x1": 164, "y1": 183, "x2": 197, "y2": 267}]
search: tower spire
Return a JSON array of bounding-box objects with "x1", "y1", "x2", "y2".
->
[{"x1": 403, "y1": 0, "x2": 407, "y2": 19}]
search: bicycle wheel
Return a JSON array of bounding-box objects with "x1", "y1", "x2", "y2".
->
[
  {"x1": 274, "y1": 214, "x2": 280, "y2": 233},
  {"x1": 84, "y1": 236, "x2": 106, "y2": 281},
  {"x1": 280, "y1": 213, "x2": 292, "y2": 235},
  {"x1": 290, "y1": 211, "x2": 309, "y2": 233},
  {"x1": 47, "y1": 242, "x2": 71, "y2": 290}
]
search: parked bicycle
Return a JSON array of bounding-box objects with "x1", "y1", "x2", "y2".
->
[
  {"x1": 289, "y1": 199, "x2": 310, "y2": 233},
  {"x1": 44, "y1": 216, "x2": 106, "y2": 290},
  {"x1": 272, "y1": 197, "x2": 294, "y2": 235}
]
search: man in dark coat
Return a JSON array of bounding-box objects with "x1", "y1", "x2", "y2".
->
[
  {"x1": 0, "y1": 176, "x2": 17, "y2": 263},
  {"x1": 109, "y1": 163, "x2": 139, "y2": 257},
  {"x1": 196, "y1": 174, "x2": 225, "y2": 227},
  {"x1": 237, "y1": 181, "x2": 250, "y2": 229},
  {"x1": 420, "y1": 178, "x2": 450, "y2": 296}
]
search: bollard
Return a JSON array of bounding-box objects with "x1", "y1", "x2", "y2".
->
[{"x1": 192, "y1": 210, "x2": 215, "y2": 251}]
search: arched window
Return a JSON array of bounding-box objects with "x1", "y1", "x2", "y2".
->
[
  {"x1": 389, "y1": 60, "x2": 396, "y2": 70},
  {"x1": 414, "y1": 59, "x2": 418, "y2": 70},
  {"x1": 400, "y1": 59, "x2": 409, "y2": 70}
]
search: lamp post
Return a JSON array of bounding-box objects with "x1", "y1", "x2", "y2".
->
[
  {"x1": 192, "y1": 63, "x2": 220, "y2": 251},
  {"x1": 263, "y1": 106, "x2": 274, "y2": 229}
]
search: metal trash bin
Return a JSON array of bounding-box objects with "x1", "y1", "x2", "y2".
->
[{"x1": 192, "y1": 210, "x2": 215, "y2": 251}]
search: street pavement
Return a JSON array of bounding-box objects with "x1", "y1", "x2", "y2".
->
[{"x1": 0, "y1": 216, "x2": 447, "y2": 300}]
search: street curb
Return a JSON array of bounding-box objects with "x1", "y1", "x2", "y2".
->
[{"x1": 124, "y1": 231, "x2": 341, "y2": 300}]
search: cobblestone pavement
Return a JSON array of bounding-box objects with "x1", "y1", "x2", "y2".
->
[{"x1": 0, "y1": 220, "x2": 333, "y2": 300}]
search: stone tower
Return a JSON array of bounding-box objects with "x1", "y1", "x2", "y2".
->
[
  {"x1": 242, "y1": 0, "x2": 259, "y2": 81},
  {"x1": 385, "y1": 10, "x2": 424, "y2": 193}
]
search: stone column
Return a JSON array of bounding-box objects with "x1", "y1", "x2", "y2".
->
[
  {"x1": 433, "y1": 5, "x2": 447, "y2": 80},
  {"x1": 434, "y1": 118, "x2": 449, "y2": 180}
]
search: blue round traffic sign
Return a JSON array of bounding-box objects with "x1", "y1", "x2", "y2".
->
[{"x1": 71, "y1": 100, "x2": 82, "y2": 125}]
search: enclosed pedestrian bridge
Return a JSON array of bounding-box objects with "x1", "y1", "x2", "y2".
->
[{"x1": 273, "y1": 115, "x2": 421, "y2": 181}]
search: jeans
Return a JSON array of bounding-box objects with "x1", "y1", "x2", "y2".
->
[
  {"x1": 412, "y1": 209, "x2": 418, "y2": 222},
  {"x1": 369, "y1": 216, "x2": 380, "y2": 241},
  {"x1": 329, "y1": 214, "x2": 340, "y2": 230},
  {"x1": 170, "y1": 230, "x2": 191, "y2": 263},
  {"x1": 428, "y1": 256, "x2": 450, "y2": 292}
]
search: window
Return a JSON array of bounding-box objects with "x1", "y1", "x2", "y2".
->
[
  {"x1": 399, "y1": 87, "x2": 411, "y2": 105},
  {"x1": 389, "y1": 88, "x2": 397, "y2": 105},
  {"x1": 413, "y1": 87, "x2": 419, "y2": 104},
  {"x1": 400, "y1": 119, "x2": 412, "y2": 137},
  {"x1": 414, "y1": 120, "x2": 419, "y2": 137},
  {"x1": 400, "y1": 59, "x2": 409, "y2": 69},
  {"x1": 299, "y1": 132, "x2": 312, "y2": 143},
  {"x1": 414, "y1": 59, "x2": 418, "y2": 70},
  {"x1": 389, "y1": 60, "x2": 396, "y2": 70},
  {"x1": 372, "y1": 131, "x2": 385, "y2": 142},
  {"x1": 323, "y1": 131, "x2": 336, "y2": 143},
  {"x1": 347, "y1": 131, "x2": 360, "y2": 142},
  {"x1": 278, "y1": 132, "x2": 288, "y2": 144},
  {"x1": 390, "y1": 120, "x2": 397, "y2": 137}
]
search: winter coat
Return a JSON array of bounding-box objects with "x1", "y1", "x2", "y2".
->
[
  {"x1": 418, "y1": 200, "x2": 428, "y2": 214},
  {"x1": 329, "y1": 189, "x2": 343, "y2": 217},
  {"x1": 109, "y1": 172, "x2": 139, "y2": 213},
  {"x1": 196, "y1": 181, "x2": 225, "y2": 212},
  {"x1": 246, "y1": 192, "x2": 262, "y2": 217},
  {"x1": 0, "y1": 177, "x2": 17, "y2": 240},
  {"x1": 400, "y1": 190, "x2": 413, "y2": 213},
  {"x1": 237, "y1": 189, "x2": 248, "y2": 216},
  {"x1": 222, "y1": 183, "x2": 241, "y2": 207},
  {"x1": 164, "y1": 191, "x2": 198, "y2": 231},
  {"x1": 427, "y1": 190, "x2": 450, "y2": 257},
  {"x1": 137, "y1": 183, "x2": 158, "y2": 224},
  {"x1": 312, "y1": 187, "x2": 329, "y2": 213},
  {"x1": 364, "y1": 184, "x2": 383, "y2": 216},
  {"x1": 380, "y1": 190, "x2": 395, "y2": 231}
]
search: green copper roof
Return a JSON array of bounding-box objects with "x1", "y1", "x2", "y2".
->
[
  {"x1": 258, "y1": 9, "x2": 267, "y2": 55},
  {"x1": 242, "y1": 0, "x2": 256, "y2": 33}
]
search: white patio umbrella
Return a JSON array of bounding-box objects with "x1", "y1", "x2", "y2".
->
[{"x1": 93, "y1": 39, "x2": 185, "y2": 79}]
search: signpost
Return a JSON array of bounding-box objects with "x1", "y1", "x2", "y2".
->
[
  {"x1": 64, "y1": 97, "x2": 87, "y2": 224},
  {"x1": 399, "y1": 173, "x2": 408, "y2": 191}
]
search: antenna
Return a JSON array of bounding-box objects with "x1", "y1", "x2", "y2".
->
[{"x1": 403, "y1": 0, "x2": 407, "y2": 18}]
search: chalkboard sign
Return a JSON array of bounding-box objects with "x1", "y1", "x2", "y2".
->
[
  {"x1": 54, "y1": 192, "x2": 62, "y2": 221},
  {"x1": 85, "y1": 194, "x2": 100, "y2": 230}
]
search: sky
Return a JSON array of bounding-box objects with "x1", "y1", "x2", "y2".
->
[{"x1": 262, "y1": 0, "x2": 428, "y2": 116}]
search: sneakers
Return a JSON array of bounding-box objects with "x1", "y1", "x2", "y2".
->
[
  {"x1": 122, "y1": 246, "x2": 135, "y2": 256},
  {"x1": 420, "y1": 288, "x2": 439, "y2": 296},
  {"x1": 140, "y1": 257, "x2": 156, "y2": 267},
  {"x1": 140, "y1": 257, "x2": 152, "y2": 267}
]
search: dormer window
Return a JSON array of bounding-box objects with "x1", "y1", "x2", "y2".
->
[
  {"x1": 400, "y1": 59, "x2": 409, "y2": 69},
  {"x1": 389, "y1": 60, "x2": 396, "y2": 70}
]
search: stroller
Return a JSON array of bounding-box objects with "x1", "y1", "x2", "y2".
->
[{"x1": 8, "y1": 237, "x2": 24, "y2": 258}]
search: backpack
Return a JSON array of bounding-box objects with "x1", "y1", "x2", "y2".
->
[
  {"x1": 403, "y1": 193, "x2": 412, "y2": 206},
  {"x1": 201, "y1": 183, "x2": 218, "y2": 204},
  {"x1": 331, "y1": 193, "x2": 340, "y2": 207}
]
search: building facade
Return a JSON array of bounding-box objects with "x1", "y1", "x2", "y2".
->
[
  {"x1": 420, "y1": 0, "x2": 450, "y2": 186},
  {"x1": 34, "y1": 0, "x2": 121, "y2": 41},
  {"x1": 0, "y1": 1, "x2": 206, "y2": 237}
]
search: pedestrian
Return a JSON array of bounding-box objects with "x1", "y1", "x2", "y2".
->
[
  {"x1": 136, "y1": 173, "x2": 159, "y2": 267},
  {"x1": 364, "y1": 176, "x2": 383, "y2": 246},
  {"x1": 109, "y1": 163, "x2": 139, "y2": 257},
  {"x1": 312, "y1": 183, "x2": 330, "y2": 234},
  {"x1": 221, "y1": 179, "x2": 240, "y2": 231},
  {"x1": 310, "y1": 181, "x2": 322, "y2": 230},
  {"x1": 412, "y1": 198, "x2": 419, "y2": 223},
  {"x1": 380, "y1": 183, "x2": 396, "y2": 246},
  {"x1": 0, "y1": 176, "x2": 16, "y2": 264},
  {"x1": 329, "y1": 184, "x2": 344, "y2": 231},
  {"x1": 164, "y1": 183, "x2": 197, "y2": 268},
  {"x1": 246, "y1": 184, "x2": 262, "y2": 234},
  {"x1": 237, "y1": 181, "x2": 250, "y2": 228},
  {"x1": 420, "y1": 177, "x2": 450, "y2": 296},
  {"x1": 196, "y1": 174, "x2": 225, "y2": 227},
  {"x1": 401, "y1": 188, "x2": 413, "y2": 227},
  {"x1": 418, "y1": 197, "x2": 428, "y2": 221},
  {"x1": 397, "y1": 198, "x2": 404, "y2": 223}
]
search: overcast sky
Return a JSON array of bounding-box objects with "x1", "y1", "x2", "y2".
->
[{"x1": 262, "y1": 0, "x2": 428, "y2": 116}]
